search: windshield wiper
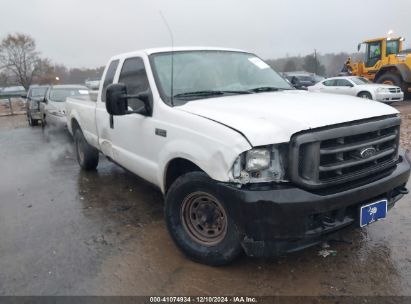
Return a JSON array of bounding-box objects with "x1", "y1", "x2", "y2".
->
[
  {"x1": 173, "y1": 90, "x2": 251, "y2": 99},
  {"x1": 248, "y1": 86, "x2": 290, "y2": 93}
]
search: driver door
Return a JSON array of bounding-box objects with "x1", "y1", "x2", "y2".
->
[{"x1": 108, "y1": 57, "x2": 158, "y2": 185}]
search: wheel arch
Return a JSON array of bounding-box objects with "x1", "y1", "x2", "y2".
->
[
  {"x1": 357, "y1": 91, "x2": 374, "y2": 99},
  {"x1": 70, "y1": 117, "x2": 81, "y2": 135},
  {"x1": 163, "y1": 157, "x2": 206, "y2": 194}
]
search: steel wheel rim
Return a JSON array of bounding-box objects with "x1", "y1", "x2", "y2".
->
[{"x1": 181, "y1": 192, "x2": 228, "y2": 246}]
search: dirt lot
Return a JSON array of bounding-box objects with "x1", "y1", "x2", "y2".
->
[
  {"x1": 1, "y1": 102, "x2": 411, "y2": 296},
  {"x1": 0, "y1": 98, "x2": 26, "y2": 116}
]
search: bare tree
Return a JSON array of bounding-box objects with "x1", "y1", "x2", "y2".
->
[
  {"x1": 0, "y1": 33, "x2": 41, "y2": 90},
  {"x1": 33, "y1": 58, "x2": 56, "y2": 85},
  {"x1": 302, "y1": 54, "x2": 326, "y2": 76},
  {"x1": 0, "y1": 71, "x2": 10, "y2": 87}
]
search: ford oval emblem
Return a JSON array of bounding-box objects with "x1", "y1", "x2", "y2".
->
[{"x1": 360, "y1": 147, "x2": 377, "y2": 159}]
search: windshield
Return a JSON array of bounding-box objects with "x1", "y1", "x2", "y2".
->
[
  {"x1": 31, "y1": 87, "x2": 48, "y2": 97},
  {"x1": 49, "y1": 88, "x2": 88, "y2": 102},
  {"x1": 150, "y1": 51, "x2": 292, "y2": 105},
  {"x1": 351, "y1": 77, "x2": 371, "y2": 85},
  {"x1": 296, "y1": 76, "x2": 313, "y2": 82}
]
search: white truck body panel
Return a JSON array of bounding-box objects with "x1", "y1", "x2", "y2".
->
[{"x1": 65, "y1": 47, "x2": 398, "y2": 193}]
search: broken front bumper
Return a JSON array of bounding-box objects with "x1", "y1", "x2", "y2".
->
[{"x1": 218, "y1": 150, "x2": 410, "y2": 257}]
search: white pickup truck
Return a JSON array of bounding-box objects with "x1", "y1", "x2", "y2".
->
[{"x1": 66, "y1": 47, "x2": 410, "y2": 265}]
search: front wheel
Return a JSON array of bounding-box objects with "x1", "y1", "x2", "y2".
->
[
  {"x1": 28, "y1": 115, "x2": 37, "y2": 126},
  {"x1": 358, "y1": 92, "x2": 372, "y2": 99},
  {"x1": 74, "y1": 129, "x2": 99, "y2": 170},
  {"x1": 165, "y1": 172, "x2": 242, "y2": 266}
]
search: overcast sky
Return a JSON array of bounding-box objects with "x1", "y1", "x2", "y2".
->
[{"x1": 0, "y1": 0, "x2": 410, "y2": 68}]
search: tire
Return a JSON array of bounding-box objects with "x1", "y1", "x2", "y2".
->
[
  {"x1": 28, "y1": 115, "x2": 38, "y2": 127},
  {"x1": 165, "y1": 172, "x2": 242, "y2": 266},
  {"x1": 41, "y1": 115, "x2": 47, "y2": 128},
  {"x1": 358, "y1": 91, "x2": 372, "y2": 99},
  {"x1": 74, "y1": 129, "x2": 99, "y2": 170},
  {"x1": 377, "y1": 73, "x2": 402, "y2": 87}
]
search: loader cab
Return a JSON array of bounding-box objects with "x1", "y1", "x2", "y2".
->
[{"x1": 357, "y1": 37, "x2": 404, "y2": 79}]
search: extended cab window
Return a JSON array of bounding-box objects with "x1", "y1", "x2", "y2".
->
[
  {"x1": 102, "y1": 60, "x2": 119, "y2": 102},
  {"x1": 118, "y1": 57, "x2": 152, "y2": 111}
]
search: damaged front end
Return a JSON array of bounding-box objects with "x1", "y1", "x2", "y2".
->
[{"x1": 230, "y1": 143, "x2": 289, "y2": 184}]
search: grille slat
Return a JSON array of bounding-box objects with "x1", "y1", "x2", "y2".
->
[
  {"x1": 320, "y1": 133, "x2": 397, "y2": 155},
  {"x1": 388, "y1": 88, "x2": 401, "y2": 93},
  {"x1": 319, "y1": 148, "x2": 395, "y2": 172},
  {"x1": 289, "y1": 116, "x2": 401, "y2": 189}
]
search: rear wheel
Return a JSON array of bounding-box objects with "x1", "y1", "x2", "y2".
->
[
  {"x1": 74, "y1": 129, "x2": 99, "y2": 170},
  {"x1": 165, "y1": 172, "x2": 242, "y2": 266},
  {"x1": 358, "y1": 92, "x2": 372, "y2": 99}
]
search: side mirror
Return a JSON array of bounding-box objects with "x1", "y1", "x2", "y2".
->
[
  {"x1": 106, "y1": 83, "x2": 128, "y2": 115},
  {"x1": 40, "y1": 97, "x2": 47, "y2": 103},
  {"x1": 106, "y1": 83, "x2": 150, "y2": 116}
]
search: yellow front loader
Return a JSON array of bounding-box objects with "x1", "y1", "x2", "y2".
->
[{"x1": 345, "y1": 36, "x2": 411, "y2": 97}]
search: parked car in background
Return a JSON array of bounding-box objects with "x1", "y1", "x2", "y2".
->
[
  {"x1": 288, "y1": 75, "x2": 315, "y2": 90},
  {"x1": 308, "y1": 76, "x2": 404, "y2": 104},
  {"x1": 283, "y1": 72, "x2": 324, "y2": 90},
  {"x1": 24, "y1": 85, "x2": 49, "y2": 126},
  {"x1": 41, "y1": 85, "x2": 89, "y2": 128},
  {"x1": 85, "y1": 77, "x2": 101, "y2": 90},
  {"x1": 0, "y1": 86, "x2": 27, "y2": 97}
]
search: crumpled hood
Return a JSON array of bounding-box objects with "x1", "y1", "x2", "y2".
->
[{"x1": 176, "y1": 91, "x2": 398, "y2": 146}]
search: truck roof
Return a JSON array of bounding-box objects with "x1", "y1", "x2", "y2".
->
[{"x1": 109, "y1": 46, "x2": 249, "y2": 61}]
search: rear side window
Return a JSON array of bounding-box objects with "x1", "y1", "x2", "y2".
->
[
  {"x1": 118, "y1": 57, "x2": 152, "y2": 111},
  {"x1": 336, "y1": 79, "x2": 352, "y2": 87},
  {"x1": 102, "y1": 60, "x2": 119, "y2": 102},
  {"x1": 323, "y1": 79, "x2": 336, "y2": 86}
]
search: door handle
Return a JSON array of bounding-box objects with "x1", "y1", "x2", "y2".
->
[{"x1": 110, "y1": 115, "x2": 114, "y2": 129}]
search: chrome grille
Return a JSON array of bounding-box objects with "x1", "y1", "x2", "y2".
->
[
  {"x1": 289, "y1": 116, "x2": 400, "y2": 189},
  {"x1": 389, "y1": 88, "x2": 401, "y2": 93}
]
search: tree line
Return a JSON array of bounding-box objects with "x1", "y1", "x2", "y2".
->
[
  {"x1": 0, "y1": 33, "x2": 104, "y2": 90},
  {"x1": 0, "y1": 32, "x2": 366, "y2": 90},
  {"x1": 266, "y1": 52, "x2": 364, "y2": 77}
]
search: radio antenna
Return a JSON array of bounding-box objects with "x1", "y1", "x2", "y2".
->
[{"x1": 159, "y1": 11, "x2": 174, "y2": 106}]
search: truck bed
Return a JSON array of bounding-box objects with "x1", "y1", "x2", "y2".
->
[{"x1": 65, "y1": 95, "x2": 99, "y2": 149}]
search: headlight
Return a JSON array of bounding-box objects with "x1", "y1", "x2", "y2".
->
[
  {"x1": 245, "y1": 148, "x2": 271, "y2": 172},
  {"x1": 49, "y1": 109, "x2": 65, "y2": 117},
  {"x1": 231, "y1": 144, "x2": 288, "y2": 184},
  {"x1": 376, "y1": 87, "x2": 389, "y2": 93}
]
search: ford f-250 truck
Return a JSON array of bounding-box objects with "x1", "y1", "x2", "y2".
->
[{"x1": 66, "y1": 47, "x2": 410, "y2": 265}]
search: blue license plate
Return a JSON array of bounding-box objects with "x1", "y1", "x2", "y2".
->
[{"x1": 360, "y1": 199, "x2": 388, "y2": 227}]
